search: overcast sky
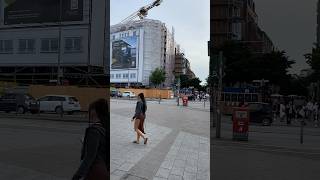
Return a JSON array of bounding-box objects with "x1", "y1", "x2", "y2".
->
[
  {"x1": 110, "y1": 0, "x2": 210, "y2": 83},
  {"x1": 255, "y1": 0, "x2": 317, "y2": 74}
]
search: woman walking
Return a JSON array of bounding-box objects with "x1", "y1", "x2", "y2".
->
[
  {"x1": 132, "y1": 93, "x2": 148, "y2": 144},
  {"x1": 72, "y1": 99, "x2": 108, "y2": 180}
]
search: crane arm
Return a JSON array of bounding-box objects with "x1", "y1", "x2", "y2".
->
[{"x1": 120, "y1": 0, "x2": 163, "y2": 24}]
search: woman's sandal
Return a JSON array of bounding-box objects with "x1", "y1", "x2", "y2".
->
[
  {"x1": 132, "y1": 141, "x2": 139, "y2": 144},
  {"x1": 144, "y1": 138, "x2": 148, "y2": 145}
]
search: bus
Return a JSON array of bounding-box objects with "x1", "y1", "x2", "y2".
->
[{"x1": 220, "y1": 92, "x2": 262, "y2": 115}]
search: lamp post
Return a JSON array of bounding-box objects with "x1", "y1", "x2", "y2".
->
[{"x1": 57, "y1": 0, "x2": 63, "y2": 85}]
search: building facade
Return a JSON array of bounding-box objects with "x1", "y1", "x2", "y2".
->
[
  {"x1": 212, "y1": 0, "x2": 274, "y2": 53},
  {"x1": 0, "y1": 0, "x2": 108, "y2": 86},
  {"x1": 110, "y1": 19, "x2": 175, "y2": 87}
]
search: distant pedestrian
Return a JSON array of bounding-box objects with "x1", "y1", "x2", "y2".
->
[
  {"x1": 72, "y1": 99, "x2": 108, "y2": 180},
  {"x1": 132, "y1": 93, "x2": 148, "y2": 144},
  {"x1": 313, "y1": 102, "x2": 319, "y2": 127},
  {"x1": 306, "y1": 100, "x2": 314, "y2": 121},
  {"x1": 286, "y1": 102, "x2": 293, "y2": 125},
  {"x1": 280, "y1": 103, "x2": 286, "y2": 122}
]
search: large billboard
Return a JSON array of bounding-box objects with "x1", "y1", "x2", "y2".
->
[
  {"x1": 111, "y1": 36, "x2": 138, "y2": 69},
  {"x1": 3, "y1": 0, "x2": 83, "y2": 25}
]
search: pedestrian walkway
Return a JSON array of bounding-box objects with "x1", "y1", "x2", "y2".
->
[
  {"x1": 110, "y1": 113, "x2": 210, "y2": 180},
  {"x1": 154, "y1": 132, "x2": 209, "y2": 180},
  {"x1": 110, "y1": 113, "x2": 172, "y2": 180}
]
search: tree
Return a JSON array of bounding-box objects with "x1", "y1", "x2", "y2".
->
[
  {"x1": 305, "y1": 45, "x2": 320, "y2": 81},
  {"x1": 179, "y1": 74, "x2": 189, "y2": 88},
  {"x1": 149, "y1": 68, "x2": 166, "y2": 88},
  {"x1": 188, "y1": 77, "x2": 202, "y2": 90},
  {"x1": 216, "y1": 41, "x2": 294, "y2": 87}
]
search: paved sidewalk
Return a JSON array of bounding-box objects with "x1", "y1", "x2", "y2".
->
[
  {"x1": 110, "y1": 99, "x2": 210, "y2": 180},
  {"x1": 110, "y1": 113, "x2": 172, "y2": 180},
  {"x1": 154, "y1": 132, "x2": 210, "y2": 180}
]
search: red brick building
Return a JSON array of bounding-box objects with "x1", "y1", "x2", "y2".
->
[{"x1": 211, "y1": 0, "x2": 274, "y2": 53}]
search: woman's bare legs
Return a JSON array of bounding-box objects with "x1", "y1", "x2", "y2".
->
[
  {"x1": 134, "y1": 119, "x2": 146, "y2": 143},
  {"x1": 136, "y1": 132, "x2": 140, "y2": 143}
]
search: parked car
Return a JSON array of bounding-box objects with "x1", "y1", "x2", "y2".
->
[
  {"x1": 37, "y1": 95, "x2": 81, "y2": 114},
  {"x1": 122, "y1": 91, "x2": 135, "y2": 98},
  {"x1": 110, "y1": 89, "x2": 122, "y2": 98},
  {"x1": 0, "y1": 93, "x2": 39, "y2": 114},
  {"x1": 247, "y1": 102, "x2": 273, "y2": 126}
]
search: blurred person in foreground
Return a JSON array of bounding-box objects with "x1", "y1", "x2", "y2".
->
[{"x1": 72, "y1": 99, "x2": 108, "y2": 180}]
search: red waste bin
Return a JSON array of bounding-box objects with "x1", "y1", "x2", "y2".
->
[
  {"x1": 182, "y1": 96, "x2": 188, "y2": 106},
  {"x1": 232, "y1": 107, "x2": 249, "y2": 141}
]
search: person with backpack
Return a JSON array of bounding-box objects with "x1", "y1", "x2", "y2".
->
[
  {"x1": 72, "y1": 99, "x2": 108, "y2": 180},
  {"x1": 132, "y1": 93, "x2": 148, "y2": 144}
]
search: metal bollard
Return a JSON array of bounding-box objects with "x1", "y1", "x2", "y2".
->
[
  {"x1": 38, "y1": 101, "x2": 41, "y2": 116},
  {"x1": 60, "y1": 101, "x2": 63, "y2": 118},
  {"x1": 15, "y1": 101, "x2": 18, "y2": 116},
  {"x1": 300, "y1": 119, "x2": 304, "y2": 144}
]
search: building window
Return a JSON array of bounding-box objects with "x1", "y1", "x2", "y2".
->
[
  {"x1": 116, "y1": 74, "x2": 121, "y2": 79},
  {"x1": 65, "y1": 37, "x2": 82, "y2": 53},
  {"x1": 71, "y1": 0, "x2": 79, "y2": 10},
  {"x1": 133, "y1": 31, "x2": 137, "y2": 36},
  {"x1": 130, "y1": 73, "x2": 136, "y2": 79},
  {"x1": 111, "y1": 74, "x2": 114, "y2": 79},
  {"x1": 232, "y1": 22, "x2": 242, "y2": 40},
  {"x1": 41, "y1": 38, "x2": 59, "y2": 53},
  {"x1": 112, "y1": 35, "x2": 115, "y2": 40},
  {"x1": 0, "y1": 40, "x2": 13, "y2": 54},
  {"x1": 123, "y1": 73, "x2": 129, "y2": 79},
  {"x1": 18, "y1": 39, "x2": 35, "y2": 54},
  {"x1": 233, "y1": 7, "x2": 240, "y2": 17}
]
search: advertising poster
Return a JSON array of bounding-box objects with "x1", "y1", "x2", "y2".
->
[
  {"x1": 111, "y1": 36, "x2": 138, "y2": 69},
  {"x1": 3, "y1": 0, "x2": 83, "y2": 25}
]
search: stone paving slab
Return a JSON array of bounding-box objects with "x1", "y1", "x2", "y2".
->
[
  {"x1": 154, "y1": 132, "x2": 210, "y2": 180},
  {"x1": 111, "y1": 113, "x2": 172, "y2": 180}
]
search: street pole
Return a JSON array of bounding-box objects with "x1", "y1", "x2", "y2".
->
[
  {"x1": 57, "y1": 0, "x2": 63, "y2": 85},
  {"x1": 177, "y1": 78, "x2": 180, "y2": 106},
  {"x1": 216, "y1": 51, "x2": 223, "y2": 138},
  {"x1": 300, "y1": 118, "x2": 304, "y2": 144}
]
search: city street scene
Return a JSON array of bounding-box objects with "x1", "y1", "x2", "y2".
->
[
  {"x1": 110, "y1": 0, "x2": 210, "y2": 179},
  {"x1": 211, "y1": 0, "x2": 320, "y2": 179}
]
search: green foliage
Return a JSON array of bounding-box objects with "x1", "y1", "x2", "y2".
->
[
  {"x1": 215, "y1": 41, "x2": 294, "y2": 86},
  {"x1": 149, "y1": 68, "x2": 166, "y2": 87},
  {"x1": 178, "y1": 74, "x2": 205, "y2": 91},
  {"x1": 305, "y1": 46, "x2": 320, "y2": 81}
]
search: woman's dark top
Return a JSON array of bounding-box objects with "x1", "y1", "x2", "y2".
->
[
  {"x1": 133, "y1": 101, "x2": 147, "y2": 119},
  {"x1": 133, "y1": 101, "x2": 147, "y2": 134},
  {"x1": 73, "y1": 123, "x2": 107, "y2": 179}
]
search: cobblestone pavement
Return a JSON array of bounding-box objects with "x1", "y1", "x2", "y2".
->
[
  {"x1": 110, "y1": 99, "x2": 210, "y2": 180},
  {"x1": 154, "y1": 132, "x2": 210, "y2": 180},
  {"x1": 110, "y1": 113, "x2": 172, "y2": 180}
]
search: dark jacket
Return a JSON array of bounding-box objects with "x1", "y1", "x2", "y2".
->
[
  {"x1": 133, "y1": 101, "x2": 147, "y2": 119},
  {"x1": 73, "y1": 124, "x2": 107, "y2": 179}
]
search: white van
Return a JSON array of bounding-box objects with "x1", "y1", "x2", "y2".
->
[
  {"x1": 122, "y1": 91, "x2": 135, "y2": 98},
  {"x1": 37, "y1": 95, "x2": 81, "y2": 114}
]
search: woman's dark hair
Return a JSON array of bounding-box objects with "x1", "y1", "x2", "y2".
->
[
  {"x1": 138, "y1": 93, "x2": 147, "y2": 114},
  {"x1": 88, "y1": 98, "x2": 109, "y2": 166},
  {"x1": 89, "y1": 98, "x2": 108, "y2": 130}
]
